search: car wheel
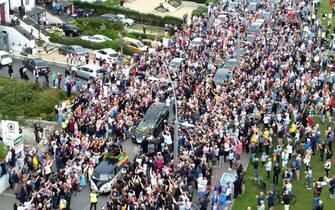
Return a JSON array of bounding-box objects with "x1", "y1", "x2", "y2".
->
[
  {"x1": 89, "y1": 77, "x2": 94, "y2": 81},
  {"x1": 72, "y1": 71, "x2": 77, "y2": 77},
  {"x1": 124, "y1": 23, "x2": 129, "y2": 26}
]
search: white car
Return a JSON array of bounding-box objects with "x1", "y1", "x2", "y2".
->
[
  {"x1": 116, "y1": 14, "x2": 134, "y2": 26},
  {"x1": 94, "y1": 48, "x2": 118, "y2": 61},
  {"x1": 80, "y1": 35, "x2": 112, "y2": 43},
  {"x1": 0, "y1": 51, "x2": 12, "y2": 66},
  {"x1": 71, "y1": 64, "x2": 108, "y2": 80}
]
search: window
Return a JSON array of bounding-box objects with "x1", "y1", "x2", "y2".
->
[{"x1": 25, "y1": 0, "x2": 29, "y2": 6}]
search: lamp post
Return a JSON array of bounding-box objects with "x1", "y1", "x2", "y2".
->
[{"x1": 147, "y1": 76, "x2": 194, "y2": 169}]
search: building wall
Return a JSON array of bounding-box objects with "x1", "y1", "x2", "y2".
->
[
  {"x1": 0, "y1": 0, "x2": 10, "y2": 23},
  {"x1": 10, "y1": 0, "x2": 35, "y2": 11},
  {"x1": 0, "y1": 25, "x2": 36, "y2": 53}
]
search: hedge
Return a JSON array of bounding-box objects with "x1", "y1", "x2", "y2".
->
[
  {"x1": 0, "y1": 77, "x2": 68, "y2": 121},
  {"x1": 49, "y1": 36, "x2": 135, "y2": 55},
  {"x1": 192, "y1": 6, "x2": 208, "y2": 17},
  {"x1": 124, "y1": 32, "x2": 163, "y2": 41},
  {"x1": 73, "y1": 1, "x2": 183, "y2": 27}
]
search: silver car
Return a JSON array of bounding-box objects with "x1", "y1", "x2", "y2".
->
[{"x1": 71, "y1": 64, "x2": 107, "y2": 80}]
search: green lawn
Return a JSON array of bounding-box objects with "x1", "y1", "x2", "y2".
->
[
  {"x1": 317, "y1": 0, "x2": 335, "y2": 38},
  {"x1": 232, "y1": 119, "x2": 335, "y2": 210}
]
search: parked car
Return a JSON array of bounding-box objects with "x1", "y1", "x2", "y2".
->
[
  {"x1": 123, "y1": 37, "x2": 148, "y2": 52},
  {"x1": 116, "y1": 14, "x2": 134, "y2": 26},
  {"x1": 22, "y1": 59, "x2": 50, "y2": 75},
  {"x1": 58, "y1": 45, "x2": 88, "y2": 56},
  {"x1": 71, "y1": 64, "x2": 107, "y2": 80},
  {"x1": 0, "y1": 51, "x2": 12, "y2": 66},
  {"x1": 100, "y1": 13, "x2": 118, "y2": 21},
  {"x1": 60, "y1": 24, "x2": 81, "y2": 37},
  {"x1": 94, "y1": 48, "x2": 118, "y2": 61},
  {"x1": 81, "y1": 35, "x2": 112, "y2": 43},
  {"x1": 261, "y1": 11, "x2": 272, "y2": 20},
  {"x1": 131, "y1": 102, "x2": 169, "y2": 143}
]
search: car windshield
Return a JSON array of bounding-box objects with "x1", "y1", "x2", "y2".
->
[
  {"x1": 1, "y1": 54, "x2": 10, "y2": 59},
  {"x1": 136, "y1": 41, "x2": 145, "y2": 48},
  {"x1": 73, "y1": 47, "x2": 86, "y2": 53},
  {"x1": 35, "y1": 60, "x2": 47, "y2": 66},
  {"x1": 96, "y1": 68, "x2": 107, "y2": 74}
]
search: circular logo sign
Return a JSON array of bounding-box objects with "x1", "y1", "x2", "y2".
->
[{"x1": 7, "y1": 122, "x2": 15, "y2": 131}]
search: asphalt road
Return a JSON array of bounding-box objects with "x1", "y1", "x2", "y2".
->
[{"x1": 0, "y1": 58, "x2": 69, "y2": 89}]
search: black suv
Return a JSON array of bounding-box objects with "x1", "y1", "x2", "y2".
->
[
  {"x1": 60, "y1": 24, "x2": 80, "y2": 37},
  {"x1": 131, "y1": 102, "x2": 169, "y2": 144}
]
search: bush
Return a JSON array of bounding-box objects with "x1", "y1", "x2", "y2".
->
[
  {"x1": 0, "y1": 77, "x2": 68, "y2": 121},
  {"x1": 49, "y1": 35, "x2": 135, "y2": 55},
  {"x1": 0, "y1": 143, "x2": 7, "y2": 162},
  {"x1": 192, "y1": 6, "x2": 208, "y2": 17},
  {"x1": 73, "y1": 1, "x2": 183, "y2": 26}
]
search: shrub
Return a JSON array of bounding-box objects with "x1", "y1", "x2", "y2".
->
[
  {"x1": 47, "y1": 26, "x2": 65, "y2": 38},
  {"x1": 0, "y1": 77, "x2": 68, "y2": 121},
  {"x1": 73, "y1": 1, "x2": 183, "y2": 26},
  {"x1": 0, "y1": 143, "x2": 7, "y2": 162},
  {"x1": 192, "y1": 6, "x2": 208, "y2": 17}
]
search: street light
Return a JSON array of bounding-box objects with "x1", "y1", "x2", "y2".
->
[{"x1": 147, "y1": 75, "x2": 194, "y2": 169}]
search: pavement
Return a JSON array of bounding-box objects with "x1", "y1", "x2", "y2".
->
[{"x1": 124, "y1": 0, "x2": 203, "y2": 18}]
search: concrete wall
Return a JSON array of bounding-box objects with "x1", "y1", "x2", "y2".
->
[
  {"x1": 0, "y1": 174, "x2": 9, "y2": 194},
  {"x1": 10, "y1": 0, "x2": 35, "y2": 11},
  {"x1": 0, "y1": 0, "x2": 11, "y2": 23},
  {"x1": 0, "y1": 25, "x2": 36, "y2": 53}
]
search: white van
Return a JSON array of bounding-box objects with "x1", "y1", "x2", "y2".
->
[{"x1": 0, "y1": 51, "x2": 12, "y2": 66}]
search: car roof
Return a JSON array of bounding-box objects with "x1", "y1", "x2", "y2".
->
[
  {"x1": 214, "y1": 68, "x2": 230, "y2": 84},
  {"x1": 96, "y1": 48, "x2": 117, "y2": 53},
  {"x1": 139, "y1": 102, "x2": 168, "y2": 127},
  {"x1": 78, "y1": 64, "x2": 102, "y2": 70},
  {"x1": 124, "y1": 37, "x2": 140, "y2": 42},
  {"x1": 0, "y1": 50, "x2": 9, "y2": 55},
  {"x1": 94, "y1": 160, "x2": 117, "y2": 176}
]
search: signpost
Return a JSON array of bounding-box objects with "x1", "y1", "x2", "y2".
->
[{"x1": 1, "y1": 120, "x2": 23, "y2": 155}]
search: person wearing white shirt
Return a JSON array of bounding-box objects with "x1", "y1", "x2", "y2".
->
[{"x1": 265, "y1": 158, "x2": 272, "y2": 178}]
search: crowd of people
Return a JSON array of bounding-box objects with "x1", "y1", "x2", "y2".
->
[{"x1": 1, "y1": 0, "x2": 335, "y2": 210}]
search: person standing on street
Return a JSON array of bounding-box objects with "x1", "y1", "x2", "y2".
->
[
  {"x1": 51, "y1": 72, "x2": 56, "y2": 88},
  {"x1": 57, "y1": 72, "x2": 62, "y2": 89},
  {"x1": 33, "y1": 67, "x2": 39, "y2": 83},
  {"x1": 90, "y1": 190, "x2": 98, "y2": 210},
  {"x1": 8, "y1": 63, "x2": 13, "y2": 78}
]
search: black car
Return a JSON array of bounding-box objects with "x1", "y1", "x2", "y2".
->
[
  {"x1": 58, "y1": 45, "x2": 88, "y2": 56},
  {"x1": 60, "y1": 24, "x2": 80, "y2": 37},
  {"x1": 90, "y1": 160, "x2": 119, "y2": 193},
  {"x1": 131, "y1": 102, "x2": 169, "y2": 143},
  {"x1": 22, "y1": 59, "x2": 50, "y2": 75}
]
